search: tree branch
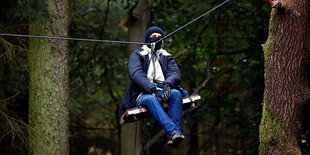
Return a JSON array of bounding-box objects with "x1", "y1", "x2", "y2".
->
[
  {"x1": 192, "y1": 47, "x2": 254, "y2": 95},
  {"x1": 91, "y1": 0, "x2": 111, "y2": 53},
  {"x1": 264, "y1": 0, "x2": 283, "y2": 8},
  {"x1": 193, "y1": 55, "x2": 214, "y2": 95},
  {"x1": 108, "y1": 82, "x2": 119, "y2": 103},
  {"x1": 70, "y1": 125, "x2": 117, "y2": 131},
  {"x1": 0, "y1": 91, "x2": 20, "y2": 102},
  {"x1": 69, "y1": 79, "x2": 83, "y2": 93},
  {"x1": 173, "y1": 49, "x2": 188, "y2": 59}
]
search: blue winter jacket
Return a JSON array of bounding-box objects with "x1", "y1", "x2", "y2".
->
[{"x1": 120, "y1": 47, "x2": 181, "y2": 114}]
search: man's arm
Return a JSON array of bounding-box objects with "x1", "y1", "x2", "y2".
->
[
  {"x1": 164, "y1": 56, "x2": 181, "y2": 88},
  {"x1": 128, "y1": 51, "x2": 155, "y2": 93}
]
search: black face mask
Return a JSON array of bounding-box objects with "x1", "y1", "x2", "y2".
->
[{"x1": 146, "y1": 37, "x2": 162, "y2": 51}]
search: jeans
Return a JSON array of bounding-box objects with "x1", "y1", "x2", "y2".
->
[{"x1": 136, "y1": 89, "x2": 183, "y2": 137}]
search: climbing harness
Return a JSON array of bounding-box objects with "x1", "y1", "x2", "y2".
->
[
  {"x1": 152, "y1": 81, "x2": 189, "y2": 97},
  {"x1": 178, "y1": 85, "x2": 190, "y2": 97},
  {"x1": 150, "y1": 43, "x2": 158, "y2": 84}
]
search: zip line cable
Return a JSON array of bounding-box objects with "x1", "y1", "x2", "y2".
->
[
  {"x1": 157, "y1": 0, "x2": 230, "y2": 43},
  {"x1": 0, "y1": 0, "x2": 230, "y2": 45},
  {"x1": 0, "y1": 33, "x2": 149, "y2": 45}
]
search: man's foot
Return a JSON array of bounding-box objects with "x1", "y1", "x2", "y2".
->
[
  {"x1": 167, "y1": 131, "x2": 185, "y2": 147},
  {"x1": 167, "y1": 140, "x2": 173, "y2": 146}
]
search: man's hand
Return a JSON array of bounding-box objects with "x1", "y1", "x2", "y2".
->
[
  {"x1": 162, "y1": 83, "x2": 171, "y2": 102},
  {"x1": 152, "y1": 91, "x2": 164, "y2": 103},
  {"x1": 150, "y1": 87, "x2": 164, "y2": 103}
]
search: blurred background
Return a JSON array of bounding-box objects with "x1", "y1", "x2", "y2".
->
[{"x1": 2, "y1": 0, "x2": 309, "y2": 154}]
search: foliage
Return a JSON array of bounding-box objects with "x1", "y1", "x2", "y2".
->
[
  {"x1": 68, "y1": 0, "x2": 128, "y2": 154},
  {"x1": 0, "y1": 1, "x2": 29, "y2": 154}
]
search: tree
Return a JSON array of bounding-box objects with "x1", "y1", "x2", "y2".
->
[
  {"x1": 28, "y1": 0, "x2": 70, "y2": 154},
  {"x1": 259, "y1": 0, "x2": 310, "y2": 154},
  {"x1": 121, "y1": 0, "x2": 154, "y2": 155}
]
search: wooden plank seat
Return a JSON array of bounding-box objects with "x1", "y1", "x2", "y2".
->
[{"x1": 120, "y1": 94, "x2": 201, "y2": 124}]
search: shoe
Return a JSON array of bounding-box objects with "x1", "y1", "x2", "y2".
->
[
  {"x1": 168, "y1": 131, "x2": 185, "y2": 147},
  {"x1": 167, "y1": 138, "x2": 185, "y2": 146},
  {"x1": 167, "y1": 140, "x2": 173, "y2": 145}
]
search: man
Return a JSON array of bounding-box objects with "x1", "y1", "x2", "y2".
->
[{"x1": 120, "y1": 26, "x2": 185, "y2": 146}]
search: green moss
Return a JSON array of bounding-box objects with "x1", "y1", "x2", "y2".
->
[
  {"x1": 263, "y1": 34, "x2": 276, "y2": 79},
  {"x1": 259, "y1": 96, "x2": 282, "y2": 143},
  {"x1": 262, "y1": 9, "x2": 278, "y2": 79},
  {"x1": 28, "y1": 0, "x2": 69, "y2": 154},
  {"x1": 259, "y1": 95, "x2": 302, "y2": 154}
]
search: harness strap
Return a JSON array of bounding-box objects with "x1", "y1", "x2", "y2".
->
[
  {"x1": 138, "y1": 105, "x2": 143, "y2": 113},
  {"x1": 178, "y1": 85, "x2": 190, "y2": 97},
  {"x1": 150, "y1": 44, "x2": 157, "y2": 83},
  {"x1": 188, "y1": 96, "x2": 193, "y2": 103}
]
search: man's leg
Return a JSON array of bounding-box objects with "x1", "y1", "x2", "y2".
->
[
  {"x1": 167, "y1": 89, "x2": 183, "y2": 132},
  {"x1": 166, "y1": 89, "x2": 185, "y2": 147},
  {"x1": 136, "y1": 94, "x2": 180, "y2": 136}
]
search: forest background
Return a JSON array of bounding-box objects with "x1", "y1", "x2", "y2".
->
[{"x1": 0, "y1": 0, "x2": 309, "y2": 154}]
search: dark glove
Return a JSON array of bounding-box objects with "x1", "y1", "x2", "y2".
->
[
  {"x1": 162, "y1": 83, "x2": 171, "y2": 102},
  {"x1": 150, "y1": 87, "x2": 164, "y2": 103}
]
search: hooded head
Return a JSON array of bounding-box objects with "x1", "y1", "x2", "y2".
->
[
  {"x1": 144, "y1": 26, "x2": 164, "y2": 51},
  {"x1": 144, "y1": 26, "x2": 164, "y2": 43}
]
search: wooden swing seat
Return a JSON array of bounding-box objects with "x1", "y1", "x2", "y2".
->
[{"x1": 120, "y1": 94, "x2": 201, "y2": 124}]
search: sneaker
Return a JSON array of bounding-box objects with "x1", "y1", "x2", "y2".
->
[
  {"x1": 168, "y1": 131, "x2": 185, "y2": 147},
  {"x1": 167, "y1": 140, "x2": 173, "y2": 145}
]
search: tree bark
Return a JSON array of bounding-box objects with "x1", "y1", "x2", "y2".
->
[
  {"x1": 259, "y1": 0, "x2": 310, "y2": 154},
  {"x1": 28, "y1": 0, "x2": 69, "y2": 154},
  {"x1": 127, "y1": 0, "x2": 154, "y2": 54},
  {"x1": 188, "y1": 118, "x2": 199, "y2": 155},
  {"x1": 121, "y1": 1, "x2": 153, "y2": 155}
]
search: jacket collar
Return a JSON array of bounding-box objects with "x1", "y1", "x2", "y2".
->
[{"x1": 140, "y1": 45, "x2": 171, "y2": 58}]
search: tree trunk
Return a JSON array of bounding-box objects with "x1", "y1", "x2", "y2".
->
[
  {"x1": 0, "y1": 62, "x2": 8, "y2": 98},
  {"x1": 121, "y1": 1, "x2": 153, "y2": 155},
  {"x1": 188, "y1": 117, "x2": 199, "y2": 155},
  {"x1": 28, "y1": 0, "x2": 69, "y2": 154},
  {"x1": 259, "y1": 0, "x2": 310, "y2": 154},
  {"x1": 127, "y1": 0, "x2": 154, "y2": 54}
]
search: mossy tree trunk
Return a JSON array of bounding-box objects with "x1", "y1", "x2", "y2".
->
[
  {"x1": 28, "y1": 0, "x2": 69, "y2": 154},
  {"x1": 259, "y1": 0, "x2": 310, "y2": 154},
  {"x1": 121, "y1": 1, "x2": 153, "y2": 155}
]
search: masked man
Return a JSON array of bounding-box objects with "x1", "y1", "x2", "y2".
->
[{"x1": 120, "y1": 26, "x2": 184, "y2": 146}]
